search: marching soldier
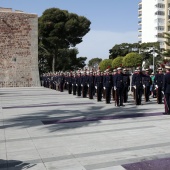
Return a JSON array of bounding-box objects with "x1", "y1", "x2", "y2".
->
[
  {"x1": 163, "y1": 63, "x2": 170, "y2": 114},
  {"x1": 132, "y1": 70, "x2": 137, "y2": 100},
  {"x1": 142, "y1": 69, "x2": 152, "y2": 102},
  {"x1": 154, "y1": 68, "x2": 164, "y2": 104},
  {"x1": 67, "y1": 72, "x2": 73, "y2": 94},
  {"x1": 76, "y1": 72, "x2": 82, "y2": 96},
  {"x1": 123, "y1": 68, "x2": 130, "y2": 103},
  {"x1": 102, "y1": 71, "x2": 106, "y2": 99},
  {"x1": 88, "y1": 71, "x2": 95, "y2": 99},
  {"x1": 103, "y1": 70, "x2": 112, "y2": 104},
  {"x1": 94, "y1": 71, "x2": 103, "y2": 101},
  {"x1": 81, "y1": 72, "x2": 88, "y2": 98},
  {"x1": 72, "y1": 72, "x2": 77, "y2": 95},
  {"x1": 132, "y1": 67, "x2": 145, "y2": 105},
  {"x1": 58, "y1": 72, "x2": 65, "y2": 92},
  {"x1": 114, "y1": 67, "x2": 124, "y2": 106},
  {"x1": 112, "y1": 69, "x2": 117, "y2": 101}
]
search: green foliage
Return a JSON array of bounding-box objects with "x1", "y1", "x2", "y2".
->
[
  {"x1": 122, "y1": 52, "x2": 142, "y2": 67},
  {"x1": 99, "y1": 59, "x2": 112, "y2": 71},
  {"x1": 38, "y1": 8, "x2": 91, "y2": 72},
  {"x1": 88, "y1": 58, "x2": 102, "y2": 67},
  {"x1": 112, "y1": 56, "x2": 123, "y2": 69},
  {"x1": 109, "y1": 43, "x2": 140, "y2": 59},
  {"x1": 109, "y1": 42, "x2": 161, "y2": 60},
  {"x1": 163, "y1": 32, "x2": 170, "y2": 57}
]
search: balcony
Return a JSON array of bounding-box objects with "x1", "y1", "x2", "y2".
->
[
  {"x1": 138, "y1": 20, "x2": 142, "y2": 25},
  {"x1": 138, "y1": 27, "x2": 142, "y2": 32},
  {"x1": 138, "y1": 34, "x2": 142, "y2": 38},
  {"x1": 138, "y1": 6, "x2": 142, "y2": 10},
  {"x1": 138, "y1": 13, "x2": 142, "y2": 18}
]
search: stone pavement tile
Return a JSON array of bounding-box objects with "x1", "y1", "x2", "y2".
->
[
  {"x1": 5, "y1": 129, "x2": 30, "y2": 140},
  {"x1": 44, "y1": 159, "x2": 86, "y2": 170},
  {"x1": 7, "y1": 150, "x2": 41, "y2": 162},
  {"x1": 0, "y1": 142, "x2": 6, "y2": 153},
  {"x1": 67, "y1": 145, "x2": 97, "y2": 155},
  {"x1": 38, "y1": 146, "x2": 72, "y2": 158},
  {"x1": 96, "y1": 166, "x2": 126, "y2": 170},
  {"x1": 33, "y1": 136, "x2": 85, "y2": 149},
  {"x1": 6, "y1": 140, "x2": 35, "y2": 152}
]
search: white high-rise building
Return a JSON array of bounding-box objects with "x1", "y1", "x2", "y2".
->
[{"x1": 138, "y1": 0, "x2": 170, "y2": 49}]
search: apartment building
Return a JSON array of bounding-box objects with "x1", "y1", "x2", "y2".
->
[{"x1": 138, "y1": 0, "x2": 170, "y2": 50}]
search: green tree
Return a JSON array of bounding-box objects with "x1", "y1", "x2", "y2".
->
[
  {"x1": 109, "y1": 43, "x2": 140, "y2": 59},
  {"x1": 112, "y1": 56, "x2": 123, "y2": 69},
  {"x1": 163, "y1": 32, "x2": 170, "y2": 57},
  {"x1": 88, "y1": 58, "x2": 102, "y2": 70},
  {"x1": 99, "y1": 59, "x2": 112, "y2": 71},
  {"x1": 122, "y1": 52, "x2": 142, "y2": 68},
  {"x1": 38, "y1": 8, "x2": 91, "y2": 72}
]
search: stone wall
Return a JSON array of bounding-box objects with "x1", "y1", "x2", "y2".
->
[{"x1": 0, "y1": 8, "x2": 40, "y2": 87}]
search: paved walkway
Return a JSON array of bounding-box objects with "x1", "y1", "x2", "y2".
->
[{"x1": 0, "y1": 87, "x2": 169, "y2": 170}]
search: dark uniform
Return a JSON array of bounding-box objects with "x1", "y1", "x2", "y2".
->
[
  {"x1": 88, "y1": 72, "x2": 94, "y2": 99},
  {"x1": 114, "y1": 72, "x2": 124, "y2": 106},
  {"x1": 132, "y1": 70, "x2": 145, "y2": 105},
  {"x1": 112, "y1": 70, "x2": 117, "y2": 101},
  {"x1": 142, "y1": 73, "x2": 152, "y2": 102},
  {"x1": 123, "y1": 73, "x2": 130, "y2": 103},
  {"x1": 154, "y1": 70, "x2": 164, "y2": 104},
  {"x1": 67, "y1": 74, "x2": 73, "y2": 94},
  {"x1": 103, "y1": 72, "x2": 112, "y2": 104},
  {"x1": 76, "y1": 73, "x2": 82, "y2": 96},
  {"x1": 81, "y1": 73, "x2": 88, "y2": 98},
  {"x1": 58, "y1": 73, "x2": 65, "y2": 92},
  {"x1": 94, "y1": 72, "x2": 103, "y2": 101},
  {"x1": 163, "y1": 66, "x2": 170, "y2": 114},
  {"x1": 72, "y1": 74, "x2": 77, "y2": 95}
]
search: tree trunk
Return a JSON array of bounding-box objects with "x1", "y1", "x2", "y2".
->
[{"x1": 52, "y1": 54, "x2": 55, "y2": 72}]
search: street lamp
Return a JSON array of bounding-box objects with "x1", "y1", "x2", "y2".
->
[{"x1": 152, "y1": 48, "x2": 157, "y2": 74}]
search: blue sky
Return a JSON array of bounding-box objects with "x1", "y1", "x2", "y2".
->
[{"x1": 0, "y1": 0, "x2": 139, "y2": 62}]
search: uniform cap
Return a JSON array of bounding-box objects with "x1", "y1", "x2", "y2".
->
[
  {"x1": 113, "y1": 69, "x2": 117, "y2": 72},
  {"x1": 117, "y1": 67, "x2": 122, "y2": 70},
  {"x1": 158, "y1": 67, "x2": 163, "y2": 71},
  {"x1": 165, "y1": 62, "x2": 170, "y2": 69}
]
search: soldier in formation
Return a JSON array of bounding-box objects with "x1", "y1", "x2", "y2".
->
[{"x1": 41, "y1": 66, "x2": 166, "y2": 108}]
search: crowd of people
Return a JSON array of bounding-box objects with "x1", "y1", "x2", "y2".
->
[{"x1": 40, "y1": 65, "x2": 170, "y2": 114}]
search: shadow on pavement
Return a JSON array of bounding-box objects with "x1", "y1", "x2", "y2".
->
[{"x1": 0, "y1": 159, "x2": 35, "y2": 170}]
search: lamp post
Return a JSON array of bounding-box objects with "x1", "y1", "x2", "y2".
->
[{"x1": 152, "y1": 48, "x2": 157, "y2": 74}]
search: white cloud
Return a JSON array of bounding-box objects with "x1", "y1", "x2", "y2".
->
[{"x1": 76, "y1": 30, "x2": 138, "y2": 63}]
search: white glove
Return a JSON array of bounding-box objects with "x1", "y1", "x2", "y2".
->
[
  {"x1": 143, "y1": 85, "x2": 145, "y2": 88},
  {"x1": 155, "y1": 85, "x2": 158, "y2": 88},
  {"x1": 87, "y1": 84, "x2": 89, "y2": 87},
  {"x1": 72, "y1": 84, "x2": 73, "y2": 86},
  {"x1": 76, "y1": 84, "x2": 78, "y2": 86},
  {"x1": 81, "y1": 84, "x2": 83, "y2": 87},
  {"x1": 162, "y1": 91, "x2": 164, "y2": 95},
  {"x1": 133, "y1": 86, "x2": 136, "y2": 89},
  {"x1": 103, "y1": 87, "x2": 106, "y2": 90},
  {"x1": 114, "y1": 86, "x2": 116, "y2": 90},
  {"x1": 95, "y1": 86, "x2": 97, "y2": 89},
  {"x1": 67, "y1": 82, "x2": 69, "y2": 84}
]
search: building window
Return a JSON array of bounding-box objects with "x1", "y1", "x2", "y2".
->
[
  {"x1": 154, "y1": 18, "x2": 164, "y2": 24},
  {"x1": 155, "y1": 3, "x2": 165, "y2": 8},
  {"x1": 155, "y1": 11, "x2": 165, "y2": 15},
  {"x1": 155, "y1": 26, "x2": 164, "y2": 30},
  {"x1": 168, "y1": 26, "x2": 170, "y2": 31},
  {"x1": 155, "y1": 33, "x2": 164, "y2": 38}
]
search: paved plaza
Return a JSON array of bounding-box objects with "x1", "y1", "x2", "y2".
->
[{"x1": 0, "y1": 87, "x2": 170, "y2": 170}]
